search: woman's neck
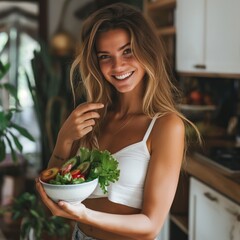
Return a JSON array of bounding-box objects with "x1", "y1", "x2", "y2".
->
[{"x1": 114, "y1": 90, "x2": 144, "y2": 117}]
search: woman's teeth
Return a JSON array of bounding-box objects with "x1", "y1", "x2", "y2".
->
[{"x1": 114, "y1": 72, "x2": 133, "y2": 80}]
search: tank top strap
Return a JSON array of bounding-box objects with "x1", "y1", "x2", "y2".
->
[{"x1": 143, "y1": 115, "x2": 158, "y2": 142}]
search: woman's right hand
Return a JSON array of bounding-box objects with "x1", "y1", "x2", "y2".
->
[{"x1": 57, "y1": 102, "x2": 104, "y2": 146}]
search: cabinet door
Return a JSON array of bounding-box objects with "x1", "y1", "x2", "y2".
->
[
  {"x1": 176, "y1": 0, "x2": 206, "y2": 72},
  {"x1": 156, "y1": 215, "x2": 169, "y2": 240},
  {"x1": 189, "y1": 177, "x2": 240, "y2": 240},
  {"x1": 176, "y1": 0, "x2": 240, "y2": 74},
  {"x1": 205, "y1": 0, "x2": 240, "y2": 74}
]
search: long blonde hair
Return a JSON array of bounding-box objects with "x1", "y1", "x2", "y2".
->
[{"x1": 70, "y1": 3, "x2": 201, "y2": 152}]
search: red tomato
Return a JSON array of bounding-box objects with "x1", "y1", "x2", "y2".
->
[{"x1": 70, "y1": 169, "x2": 81, "y2": 179}]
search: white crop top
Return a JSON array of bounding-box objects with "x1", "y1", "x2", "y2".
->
[{"x1": 89, "y1": 116, "x2": 158, "y2": 209}]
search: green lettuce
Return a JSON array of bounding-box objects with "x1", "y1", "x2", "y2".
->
[{"x1": 79, "y1": 148, "x2": 120, "y2": 194}]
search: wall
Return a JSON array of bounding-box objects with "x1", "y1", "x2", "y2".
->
[{"x1": 48, "y1": 0, "x2": 94, "y2": 41}]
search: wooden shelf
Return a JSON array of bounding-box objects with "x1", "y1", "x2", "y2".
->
[
  {"x1": 145, "y1": 0, "x2": 176, "y2": 69},
  {"x1": 170, "y1": 214, "x2": 189, "y2": 235},
  {"x1": 156, "y1": 26, "x2": 176, "y2": 36},
  {"x1": 148, "y1": 0, "x2": 176, "y2": 11}
]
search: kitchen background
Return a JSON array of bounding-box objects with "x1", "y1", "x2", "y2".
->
[{"x1": 0, "y1": 0, "x2": 239, "y2": 240}]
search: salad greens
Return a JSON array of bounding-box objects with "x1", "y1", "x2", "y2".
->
[
  {"x1": 49, "y1": 172, "x2": 85, "y2": 185},
  {"x1": 85, "y1": 148, "x2": 120, "y2": 194},
  {"x1": 46, "y1": 147, "x2": 120, "y2": 194}
]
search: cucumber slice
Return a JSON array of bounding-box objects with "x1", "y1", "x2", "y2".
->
[
  {"x1": 61, "y1": 156, "x2": 80, "y2": 170},
  {"x1": 77, "y1": 162, "x2": 91, "y2": 176}
]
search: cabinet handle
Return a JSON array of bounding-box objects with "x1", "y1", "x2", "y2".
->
[
  {"x1": 204, "y1": 192, "x2": 218, "y2": 202},
  {"x1": 194, "y1": 64, "x2": 206, "y2": 69},
  {"x1": 225, "y1": 207, "x2": 240, "y2": 221}
]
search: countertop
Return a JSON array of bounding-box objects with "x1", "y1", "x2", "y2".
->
[{"x1": 185, "y1": 138, "x2": 240, "y2": 205}]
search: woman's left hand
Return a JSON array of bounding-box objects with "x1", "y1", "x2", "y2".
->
[{"x1": 35, "y1": 179, "x2": 86, "y2": 221}]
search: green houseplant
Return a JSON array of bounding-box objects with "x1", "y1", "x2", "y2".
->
[
  {"x1": 0, "y1": 192, "x2": 71, "y2": 240},
  {"x1": 0, "y1": 60, "x2": 35, "y2": 163},
  {"x1": 26, "y1": 44, "x2": 72, "y2": 169}
]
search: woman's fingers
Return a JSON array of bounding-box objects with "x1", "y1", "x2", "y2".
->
[
  {"x1": 72, "y1": 103, "x2": 104, "y2": 135},
  {"x1": 36, "y1": 180, "x2": 85, "y2": 220},
  {"x1": 35, "y1": 181, "x2": 73, "y2": 218},
  {"x1": 58, "y1": 102, "x2": 104, "y2": 141},
  {"x1": 58, "y1": 201, "x2": 86, "y2": 221},
  {"x1": 76, "y1": 102, "x2": 104, "y2": 116},
  {"x1": 73, "y1": 103, "x2": 104, "y2": 123}
]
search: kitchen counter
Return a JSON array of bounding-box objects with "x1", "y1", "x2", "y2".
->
[{"x1": 185, "y1": 138, "x2": 240, "y2": 205}]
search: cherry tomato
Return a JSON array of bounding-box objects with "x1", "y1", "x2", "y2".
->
[{"x1": 70, "y1": 169, "x2": 81, "y2": 179}]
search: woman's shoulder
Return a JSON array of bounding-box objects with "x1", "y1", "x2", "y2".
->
[
  {"x1": 155, "y1": 112, "x2": 184, "y2": 125},
  {"x1": 152, "y1": 113, "x2": 185, "y2": 139}
]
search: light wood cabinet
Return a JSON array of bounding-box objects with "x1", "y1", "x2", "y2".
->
[
  {"x1": 176, "y1": 0, "x2": 240, "y2": 77},
  {"x1": 189, "y1": 177, "x2": 240, "y2": 240},
  {"x1": 144, "y1": 0, "x2": 176, "y2": 68}
]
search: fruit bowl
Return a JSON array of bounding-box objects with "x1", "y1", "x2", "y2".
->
[{"x1": 39, "y1": 178, "x2": 98, "y2": 205}]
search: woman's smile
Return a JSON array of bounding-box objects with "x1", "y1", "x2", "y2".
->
[{"x1": 113, "y1": 71, "x2": 134, "y2": 80}]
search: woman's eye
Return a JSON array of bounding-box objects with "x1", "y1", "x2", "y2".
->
[
  {"x1": 123, "y1": 48, "x2": 132, "y2": 55},
  {"x1": 98, "y1": 55, "x2": 110, "y2": 60}
]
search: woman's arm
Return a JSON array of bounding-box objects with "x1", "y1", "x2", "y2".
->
[
  {"x1": 36, "y1": 113, "x2": 185, "y2": 240},
  {"x1": 47, "y1": 102, "x2": 104, "y2": 168}
]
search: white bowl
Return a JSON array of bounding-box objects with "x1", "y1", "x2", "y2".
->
[{"x1": 39, "y1": 178, "x2": 98, "y2": 205}]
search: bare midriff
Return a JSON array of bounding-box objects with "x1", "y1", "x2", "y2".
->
[{"x1": 78, "y1": 198, "x2": 141, "y2": 240}]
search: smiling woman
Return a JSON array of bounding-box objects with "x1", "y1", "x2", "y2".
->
[{"x1": 35, "y1": 3, "x2": 200, "y2": 240}]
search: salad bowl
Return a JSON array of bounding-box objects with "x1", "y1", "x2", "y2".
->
[
  {"x1": 39, "y1": 147, "x2": 120, "y2": 205},
  {"x1": 39, "y1": 178, "x2": 98, "y2": 205}
]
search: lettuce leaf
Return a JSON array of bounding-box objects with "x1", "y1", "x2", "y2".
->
[{"x1": 79, "y1": 148, "x2": 120, "y2": 194}]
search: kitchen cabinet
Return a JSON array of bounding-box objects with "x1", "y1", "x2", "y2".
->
[
  {"x1": 157, "y1": 216, "x2": 170, "y2": 240},
  {"x1": 169, "y1": 150, "x2": 240, "y2": 240},
  {"x1": 189, "y1": 177, "x2": 240, "y2": 240},
  {"x1": 144, "y1": 0, "x2": 176, "y2": 68},
  {"x1": 169, "y1": 172, "x2": 189, "y2": 240},
  {"x1": 176, "y1": 0, "x2": 240, "y2": 77}
]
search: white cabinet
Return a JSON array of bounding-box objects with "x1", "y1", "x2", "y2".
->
[
  {"x1": 157, "y1": 215, "x2": 170, "y2": 240},
  {"x1": 189, "y1": 177, "x2": 240, "y2": 240},
  {"x1": 176, "y1": 0, "x2": 240, "y2": 75}
]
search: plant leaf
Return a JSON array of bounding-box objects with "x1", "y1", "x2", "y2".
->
[
  {"x1": 3, "y1": 83, "x2": 19, "y2": 104},
  {"x1": 0, "y1": 61, "x2": 10, "y2": 80},
  {"x1": 8, "y1": 130, "x2": 23, "y2": 152},
  {"x1": 5, "y1": 134, "x2": 17, "y2": 163},
  {"x1": 10, "y1": 123, "x2": 35, "y2": 141},
  {"x1": 20, "y1": 218, "x2": 31, "y2": 240},
  {"x1": 30, "y1": 209, "x2": 41, "y2": 219},
  {"x1": 0, "y1": 111, "x2": 9, "y2": 131}
]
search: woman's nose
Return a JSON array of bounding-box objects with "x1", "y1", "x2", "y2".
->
[{"x1": 112, "y1": 57, "x2": 124, "y2": 70}]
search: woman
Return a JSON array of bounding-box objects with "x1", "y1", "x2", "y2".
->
[{"x1": 36, "y1": 3, "x2": 199, "y2": 240}]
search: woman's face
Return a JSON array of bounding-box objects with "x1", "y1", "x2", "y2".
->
[{"x1": 96, "y1": 28, "x2": 145, "y2": 93}]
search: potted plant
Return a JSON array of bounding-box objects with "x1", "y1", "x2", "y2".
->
[
  {"x1": 26, "y1": 44, "x2": 71, "y2": 169},
  {"x1": 0, "y1": 59, "x2": 35, "y2": 163},
  {"x1": 0, "y1": 192, "x2": 71, "y2": 240},
  {"x1": 0, "y1": 59, "x2": 36, "y2": 220}
]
